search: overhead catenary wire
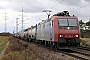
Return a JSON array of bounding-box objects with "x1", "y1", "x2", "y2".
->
[
  {"x1": 19, "y1": 0, "x2": 54, "y2": 24},
  {"x1": 37, "y1": 0, "x2": 89, "y2": 17},
  {"x1": 43, "y1": 0, "x2": 54, "y2": 9},
  {"x1": 23, "y1": 0, "x2": 90, "y2": 22},
  {"x1": 20, "y1": 0, "x2": 63, "y2": 22},
  {"x1": 18, "y1": 0, "x2": 65, "y2": 25},
  {"x1": 50, "y1": 0, "x2": 65, "y2": 9},
  {"x1": 19, "y1": 0, "x2": 90, "y2": 29},
  {"x1": 71, "y1": 4, "x2": 90, "y2": 12},
  {"x1": 35, "y1": 0, "x2": 65, "y2": 20}
]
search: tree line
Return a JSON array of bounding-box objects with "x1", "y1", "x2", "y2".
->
[{"x1": 79, "y1": 20, "x2": 90, "y2": 38}]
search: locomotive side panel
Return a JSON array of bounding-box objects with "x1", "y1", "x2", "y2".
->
[
  {"x1": 50, "y1": 20, "x2": 54, "y2": 42},
  {"x1": 36, "y1": 20, "x2": 53, "y2": 41},
  {"x1": 36, "y1": 24, "x2": 41, "y2": 40},
  {"x1": 39, "y1": 23, "x2": 45, "y2": 40},
  {"x1": 44, "y1": 21, "x2": 51, "y2": 41}
]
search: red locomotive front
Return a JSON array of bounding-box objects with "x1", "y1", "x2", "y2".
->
[{"x1": 52, "y1": 11, "x2": 81, "y2": 48}]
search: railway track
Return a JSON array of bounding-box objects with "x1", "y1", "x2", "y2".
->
[
  {"x1": 78, "y1": 46, "x2": 90, "y2": 51},
  {"x1": 37, "y1": 44, "x2": 90, "y2": 60},
  {"x1": 72, "y1": 48, "x2": 90, "y2": 56},
  {"x1": 38, "y1": 44, "x2": 90, "y2": 60},
  {"x1": 16, "y1": 38, "x2": 90, "y2": 60},
  {"x1": 56, "y1": 50, "x2": 89, "y2": 60},
  {"x1": 59, "y1": 49, "x2": 90, "y2": 60}
]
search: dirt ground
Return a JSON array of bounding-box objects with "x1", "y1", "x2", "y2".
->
[
  {"x1": 1, "y1": 36, "x2": 40, "y2": 60},
  {"x1": 1, "y1": 36, "x2": 78, "y2": 60}
]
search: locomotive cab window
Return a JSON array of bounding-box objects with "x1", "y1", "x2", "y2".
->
[
  {"x1": 68, "y1": 19, "x2": 78, "y2": 26},
  {"x1": 58, "y1": 18, "x2": 78, "y2": 27},
  {"x1": 58, "y1": 19, "x2": 68, "y2": 26},
  {"x1": 58, "y1": 18, "x2": 79, "y2": 29}
]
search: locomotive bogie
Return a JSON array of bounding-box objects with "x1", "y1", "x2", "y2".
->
[{"x1": 58, "y1": 38, "x2": 80, "y2": 46}]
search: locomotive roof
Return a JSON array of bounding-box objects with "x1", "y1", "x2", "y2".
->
[
  {"x1": 53, "y1": 11, "x2": 70, "y2": 16},
  {"x1": 38, "y1": 11, "x2": 78, "y2": 25}
]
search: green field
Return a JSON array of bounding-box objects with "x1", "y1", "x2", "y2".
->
[{"x1": 0, "y1": 36, "x2": 8, "y2": 54}]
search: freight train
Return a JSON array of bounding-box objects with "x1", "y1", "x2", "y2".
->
[{"x1": 15, "y1": 11, "x2": 81, "y2": 49}]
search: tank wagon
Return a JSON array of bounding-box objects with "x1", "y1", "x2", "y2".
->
[
  {"x1": 22, "y1": 26, "x2": 36, "y2": 41},
  {"x1": 16, "y1": 11, "x2": 81, "y2": 49}
]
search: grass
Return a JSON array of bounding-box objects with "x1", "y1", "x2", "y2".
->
[
  {"x1": 80, "y1": 38, "x2": 90, "y2": 47},
  {"x1": 1, "y1": 36, "x2": 39, "y2": 60},
  {"x1": 0, "y1": 36, "x2": 8, "y2": 54}
]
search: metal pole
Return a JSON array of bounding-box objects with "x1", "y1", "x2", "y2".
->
[
  {"x1": 22, "y1": 7, "x2": 24, "y2": 37},
  {"x1": 22, "y1": 7, "x2": 23, "y2": 31},
  {"x1": 5, "y1": 11, "x2": 6, "y2": 32},
  {"x1": 16, "y1": 18, "x2": 19, "y2": 33}
]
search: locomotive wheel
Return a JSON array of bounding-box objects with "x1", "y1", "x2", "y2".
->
[
  {"x1": 45, "y1": 41, "x2": 48, "y2": 46},
  {"x1": 47, "y1": 41, "x2": 50, "y2": 47},
  {"x1": 50, "y1": 42, "x2": 54, "y2": 49},
  {"x1": 42, "y1": 40, "x2": 45, "y2": 45},
  {"x1": 56, "y1": 42, "x2": 61, "y2": 49}
]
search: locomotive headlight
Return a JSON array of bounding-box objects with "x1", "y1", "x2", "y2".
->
[
  {"x1": 60, "y1": 35, "x2": 62, "y2": 37},
  {"x1": 60, "y1": 35, "x2": 63, "y2": 37},
  {"x1": 75, "y1": 35, "x2": 78, "y2": 37}
]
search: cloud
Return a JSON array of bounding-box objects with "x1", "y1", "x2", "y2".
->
[
  {"x1": 1, "y1": 0, "x2": 45, "y2": 13},
  {"x1": 0, "y1": 0, "x2": 90, "y2": 33},
  {"x1": 85, "y1": 0, "x2": 90, "y2": 3},
  {"x1": 0, "y1": 6, "x2": 4, "y2": 9}
]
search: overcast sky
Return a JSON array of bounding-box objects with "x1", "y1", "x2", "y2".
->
[{"x1": 0, "y1": 0, "x2": 90, "y2": 33}]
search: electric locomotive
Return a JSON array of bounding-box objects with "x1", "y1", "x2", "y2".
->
[
  {"x1": 36, "y1": 11, "x2": 81, "y2": 49},
  {"x1": 52, "y1": 11, "x2": 81, "y2": 49}
]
